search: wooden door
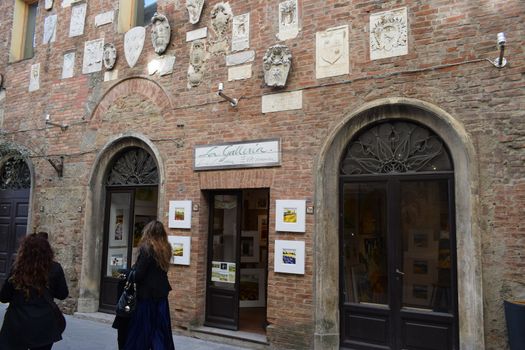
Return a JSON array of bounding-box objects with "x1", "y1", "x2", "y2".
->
[{"x1": 205, "y1": 192, "x2": 242, "y2": 330}]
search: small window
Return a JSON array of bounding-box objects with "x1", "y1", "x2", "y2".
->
[
  {"x1": 118, "y1": 0, "x2": 157, "y2": 32},
  {"x1": 10, "y1": 0, "x2": 38, "y2": 61}
]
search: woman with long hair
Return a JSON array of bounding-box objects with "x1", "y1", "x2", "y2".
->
[
  {"x1": 0, "y1": 233, "x2": 69, "y2": 350},
  {"x1": 123, "y1": 220, "x2": 175, "y2": 350}
]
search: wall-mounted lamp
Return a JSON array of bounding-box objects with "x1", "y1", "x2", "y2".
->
[
  {"x1": 45, "y1": 114, "x2": 69, "y2": 131},
  {"x1": 492, "y1": 32, "x2": 507, "y2": 68},
  {"x1": 217, "y1": 83, "x2": 238, "y2": 107}
]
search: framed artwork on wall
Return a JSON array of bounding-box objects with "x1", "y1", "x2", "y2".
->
[
  {"x1": 275, "y1": 200, "x2": 306, "y2": 233},
  {"x1": 168, "y1": 200, "x2": 192, "y2": 229},
  {"x1": 274, "y1": 240, "x2": 305, "y2": 275},
  {"x1": 109, "y1": 207, "x2": 129, "y2": 247},
  {"x1": 168, "y1": 236, "x2": 191, "y2": 265},
  {"x1": 240, "y1": 230, "x2": 259, "y2": 263},
  {"x1": 240, "y1": 268, "x2": 266, "y2": 307}
]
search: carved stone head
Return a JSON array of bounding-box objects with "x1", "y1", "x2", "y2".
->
[
  {"x1": 210, "y1": 2, "x2": 233, "y2": 38},
  {"x1": 151, "y1": 13, "x2": 171, "y2": 55},
  {"x1": 263, "y1": 44, "x2": 292, "y2": 88},
  {"x1": 103, "y1": 43, "x2": 117, "y2": 70},
  {"x1": 186, "y1": 0, "x2": 205, "y2": 24}
]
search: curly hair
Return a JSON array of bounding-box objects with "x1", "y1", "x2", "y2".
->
[
  {"x1": 10, "y1": 233, "x2": 54, "y2": 299},
  {"x1": 139, "y1": 220, "x2": 172, "y2": 272}
]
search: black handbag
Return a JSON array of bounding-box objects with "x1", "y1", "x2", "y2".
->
[{"x1": 116, "y1": 269, "x2": 137, "y2": 317}]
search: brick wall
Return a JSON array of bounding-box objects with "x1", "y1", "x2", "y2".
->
[{"x1": 0, "y1": 0, "x2": 524, "y2": 349}]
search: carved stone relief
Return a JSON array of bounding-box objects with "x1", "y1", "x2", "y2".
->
[
  {"x1": 188, "y1": 39, "x2": 207, "y2": 88},
  {"x1": 315, "y1": 25, "x2": 349, "y2": 79},
  {"x1": 45, "y1": 0, "x2": 54, "y2": 11},
  {"x1": 82, "y1": 38, "x2": 104, "y2": 74},
  {"x1": 124, "y1": 27, "x2": 146, "y2": 68},
  {"x1": 370, "y1": 7, "x2": 408, "y2": 60},
  {"x1": 62, "y1": 52, "x2": 75, "y2": 79},
  {"x1": 277, "y1": 0, "x2": 299, "y2": 41},
  {"x1": 210, "y1": 2, "x2": 232, "y2": 53},
  {"x1": 69, "y1": 2, "x2": 87, "y2": 37},
  {"x1": 43, "y1": 15, "x2": 58, "y2": 44},
  {"x1": 186, "y1": 0, "x2": 205, "y2": 25},
  {"x1": 103, "y1": 43, "x2": 117, "y2": 70},
  {"x1": 263, "y1": 44, "x2": 292, "y2": 88},
  {"x1": 29, "y1": 63, "x2": 40, "y2": 92},
  {"x1": 151, "y1": 13, "x2": 171, "y2": 55},
  {"x1": 232, "y1": 13, "x2": 249, "y2": 52}
]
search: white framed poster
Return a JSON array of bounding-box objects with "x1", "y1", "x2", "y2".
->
[
  {"x1": 168, "y1": 200, "x2": 192, "y2": 229},
  {"x1": 274, "y1": 240, "x2": 305, "y2": 275},
  {"x1": 240, "y1": 268, "x2": 265, "y2": 307},
  {"x1": 107, "y1": 247, "x2": 127, "y2": 277},
  {"x1": 168, "y1": 236, "x2": 191, "y2": 265},
  {"x1": 275, "y1": 200, "x2": 306, "y2": 232}
]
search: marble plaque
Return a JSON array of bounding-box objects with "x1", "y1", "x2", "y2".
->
[
  {"x1": 69, "y1": 3, "x2": 87, "y2": 37},
  {"x1": 95, "y1": 11, "x2": 115, "y2": 27},
  {"x1": 104, "y1": 70, "x2": 119, "y2": 82},
  {"x1": 315, "y1": 25, "x2": 349, "y2": 79},
  {"x1": 124, "y1": 27, "x2": 146, "y2": 68},
  {"x1": 45, "y1": 0, "x2": 54, "y2": 10},
  {"x1": 262, "y1": 91, "x2": 302, "y2": 113},
  {"x1": 82, "y1": 38, "x2": 104, "y2": 74},
  {"x1": 148, "y1": 56, "x2": 176, "y2": 76},
  {"x1": 228, "y1": 64, "x2": 252, "y2": 81},
  {"x1": 186, "y1": 27, "x2": 208, "y2": 42},
  {"x1": 225, "y1": 50, "x2": 255, "y2": 66},
  {"x1": 232, "y1": 13, "x2": 250, "y2": 52},
  {"x1": 277, "y1": 0, "x2": 299, "y2": 41},
  {"x1": 370, "y1": 7, "x2": 408, "y2": 60},
  {"x1": 43, "y1": 15, "x2": 58, "y2": 44},
  {"x1": 29, "y1": 63, "x2": 40, "y2": 92},
  {"x1": 62, "y1": 52, "x2": 75, "y2": 79}
]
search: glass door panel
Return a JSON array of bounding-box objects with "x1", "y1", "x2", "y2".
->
[
  {"x1": 342, "y1": 182, "x2": 388, "y2": 305},
  {"x1": 106, "y1": 192, "x2": 133, "y2": 277},
  {"x1": 400, "y1": 180, "x2": 452, "y2": 312}
]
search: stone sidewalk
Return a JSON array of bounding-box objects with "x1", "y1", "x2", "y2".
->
[{"x1": 0, "y1": 303, "x2": 250, "y2": 350}]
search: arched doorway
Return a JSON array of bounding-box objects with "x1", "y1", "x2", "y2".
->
[
  {"x1": 99, "y1": 147, "x2": 159, "y2": 312},
  {"x1": 0, "y1": 158, "x2": 31, "y2": 287},
  {"x1": 339, "y1": 120, "x2": 458, "y2": 349}
]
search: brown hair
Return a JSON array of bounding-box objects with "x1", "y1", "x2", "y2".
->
[
  {"x1": 10, "y1": 233, "x2": 54, "y2": 298},
  {"x1": 139, "y1": 220, "x2": 171, "y2": 272}
]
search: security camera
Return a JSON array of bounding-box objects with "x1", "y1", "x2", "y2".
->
[{"x1": 497, "y1": 32, "x2": 506, "y2": 47}]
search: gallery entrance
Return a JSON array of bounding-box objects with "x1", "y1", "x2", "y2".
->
[
  {"x1": 99, "y1": 148, "x2": 159, "y2": 313},
  {"x1": 339, "y1": 121, "x2": 459, "y2": 350},
  {"x1": 0, "y1": 158, "x2": 30, "y2": 288},
  {"x1": 205, "y1": 189, "x2": 269, "y2": 334}
]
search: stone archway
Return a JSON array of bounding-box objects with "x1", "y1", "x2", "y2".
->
[
  {"x1": 77, "y1": 134, "x2": 165, "y2": 312},
  {"x1": 313, "y1": 98, "x2": 484, "y2": 349}
]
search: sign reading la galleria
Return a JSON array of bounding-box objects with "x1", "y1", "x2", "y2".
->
[{"x1": 194, "y1": 138, "x2": 281, "y2": 171}]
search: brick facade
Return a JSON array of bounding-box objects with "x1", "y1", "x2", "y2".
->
[{"x1": 0, "y1": 1, "x2": 524, "y2": 349}]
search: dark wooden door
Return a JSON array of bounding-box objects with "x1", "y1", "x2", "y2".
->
[
  {"x1": 0, "y1": 189, "x2": 29, "y2": 288},
  {"x1": 205, "y1": 192, "x2": 242, "y2": 330},
  {"x1": 99, "y1": 189, "x2": 135, "y2": 312},
  {"x1": 340, "y1": 177, "x2": 458, "y2": 350}
]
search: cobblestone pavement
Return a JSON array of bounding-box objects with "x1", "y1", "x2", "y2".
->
[{"x1": 0, "y1": 303, "x2": 250, "y2": 350}]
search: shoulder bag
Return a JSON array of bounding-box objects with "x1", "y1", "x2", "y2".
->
[{"x1": 116, "y1": 269, "x2": 137, "y2": 317}]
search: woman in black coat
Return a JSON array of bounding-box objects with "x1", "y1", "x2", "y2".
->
[{"x1": 0, "y1": 233, "x2": 69, "y2": 350}]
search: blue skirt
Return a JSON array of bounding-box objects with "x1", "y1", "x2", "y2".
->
[{"x1": 123, "y1": 298, "x2": 175, "y2": 350}]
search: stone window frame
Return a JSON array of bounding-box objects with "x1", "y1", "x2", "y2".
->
[
  {"x1": 118, "y1": 0, "x2": 157, "y2": 33},
  {"x1": 10, "y1": 0, "x2": 39, "y2": 62}
]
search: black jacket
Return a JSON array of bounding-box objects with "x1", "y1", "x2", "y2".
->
[
  {"x1": 0, "y1": 261, "x2": 69, "y2": 349},
  {"x1": 134, "y1": 246, "x2": 171, "y2": 300}
]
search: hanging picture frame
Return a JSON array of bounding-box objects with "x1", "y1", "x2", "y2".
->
[
  {"x1": 275, "y1": 200, "x2": 306, "y2": 233},
  {"x1": 168, "y1": 200, "x2": 192, "y2": 229},
  {"x1": 168, "y1": 236, "x2": 191, "y2": 265},
  {"x1": 274, "y1": 240, "x2": 305, "y2": 275}
]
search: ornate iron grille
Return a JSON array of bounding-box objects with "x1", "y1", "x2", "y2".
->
[
  {"x1": 340, "y1": 121, "x2": 452, "y2": 175},
  {"x1": 106, "y1": 148, "x2": 159, "y2": 186},
  {"x1": 0, "y1": 158, "x2": 31, "y2": 190}
]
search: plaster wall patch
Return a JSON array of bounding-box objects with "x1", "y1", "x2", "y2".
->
[{"x1": 315, "y1": 25, "x2": 349, "y2": 79}]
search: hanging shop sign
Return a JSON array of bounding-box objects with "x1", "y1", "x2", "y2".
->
[{"x1": 194, "y1": 138, "x2": 281, "y2": 171}]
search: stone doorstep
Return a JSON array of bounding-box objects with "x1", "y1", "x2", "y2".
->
[{"x1": 188, "y1": 326, "x2": 269, "y2": 349}]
